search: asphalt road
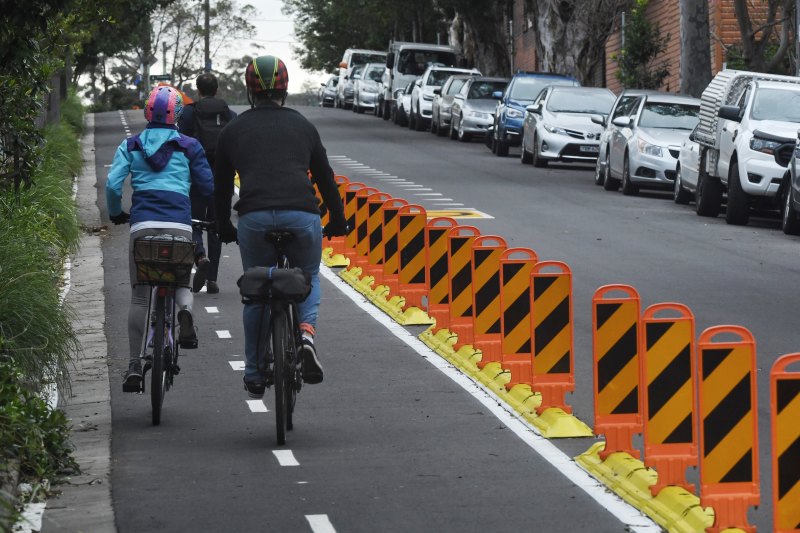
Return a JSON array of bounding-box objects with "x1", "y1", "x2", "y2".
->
[{"x1": 95, "y1": 103, "x2": 799, "y2": 532}]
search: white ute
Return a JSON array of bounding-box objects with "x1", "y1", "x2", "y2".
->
[{"x1": 691, "y1": 70, "x2": 800, "y2": 225}]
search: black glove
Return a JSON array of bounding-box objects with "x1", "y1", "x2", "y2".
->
[
  {"x1": 322, "y1": 217, "x2": 348, "y2": 238},
  {"x1": 217, "y1": 219, "x2": 238, "y2": 244},
  {"x1": 109, "y1": 211, "x2": 130, "y2": 225}
]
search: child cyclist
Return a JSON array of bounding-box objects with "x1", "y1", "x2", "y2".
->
[{"x1": 106, "y1": 85, "x2": 214, "y2": 392}]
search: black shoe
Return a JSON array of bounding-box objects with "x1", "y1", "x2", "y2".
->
[
  {"x1": 300, "y1": 337, "x2": 323, "y2": 384},
  {"x1": 122, "y1": 361, "x2": 143, "y2": 392},
  {"x1": 178, "y1": 309, "x2": 198, "y2": 349},
  {"x1": 193, "y1": 256, "x2": 210, "y2": 293},
  {"x1": 243, "y1": 377, "x2": 266, "y2": 399},
  {"x1": 206, "y1": 280, "x2": 219, "y2": 294}
]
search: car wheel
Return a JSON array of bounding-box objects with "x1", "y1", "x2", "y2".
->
[
  {"x1": 725, "y1": 162, "x2": 750, "y2": 225},
  {"x1": 602, "y1": 151, "x2": 620, "y2": 191},
  {"x1": 532, "y1": 134, "x2": 548, "y2": 168},
  {"x1": 520, "y1": 134, "x2": 533, "y2": 164},
  {"x1": 620, "y1": 153, "x2": 639, "y2": 195},
  {"x1": 782, "y1": 180, "x2": 800, "y2": 235},
  {"x1": 695, "y1": 171, "x2": 723, "y2": 217},
  {"x1": 437, "y1": 119, "x2": 447, "y2": 137},
  {"x1": 458, "y1": 122, "x2": 471, "y2": 142},
  {"x1": 593, "y1": 153, "x2": 605, "y2": 185},
  {"x1": 449, "y1": 117, "x2": 458, "y2": 140},
  {"x1": 408, "y1": 110, "x2": 416, "y2": 129},
  {"x1": 495, "y1": 131, "x2": 509, "y2": 157},
  {"x1": 415, "y1": 110, "x2": 425, "y2": 131},
  {"x1": 430, "y1": 114, "x2": 438, "y2": 135},
  {"x1": 382, "y1": 101, "x2": 391, "y2": 121},
  {"x1": 673, "y1": 165, "x2": 692, "y2": 204}
]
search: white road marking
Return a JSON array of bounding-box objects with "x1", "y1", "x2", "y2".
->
[
  {"x1": 272, "y1": 450, "x2": 300, "y2": 466},
  {"x1": 228, "y1": 361, "x2": 245, "y2": 371},
  {"x1": 320, "y1": 265, "x2": 660, "y2": 533},
  {"x1": 246, "y1": 400, "x2": 268, "y2": 412},
  {"x1": 306, "y1": 515, "x2": 336, "y2": 533},
  {"x1": 414, "y1": 193, "x2": 443, "y2": 196},
  {"x1": 433, "y1": 203, "x2": 465, "y2": 206},
  {"x1": 205, "y1": 306, "x2": 219, "y2": 313},
  {"x1": 216, "y1": 330, "x2": 231, "y2": 339}
]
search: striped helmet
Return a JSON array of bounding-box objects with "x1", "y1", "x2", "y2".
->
[
  {"x1": 144, "y1": 85, "x2": 183, "y2": 125},
  {"x1": 245, "y1": 55, "x2": 289, "y2": 94}
]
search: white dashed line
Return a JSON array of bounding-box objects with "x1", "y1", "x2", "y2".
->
[
  {"x1": 414, "y1": 193, "x2": 443, "y2": 196},
  {"x1": 216, "y1": 330, "x2": 232, "y2": 339},
  {"x1": 228, "y1": 361, "x2": 245, "y2": 371},
  {"x1": 433, "y1": 203, "x2": 465, "y2": 206},
  {"x1": 272, "y1": 450, "x2": 300, "y2": 466},
  {"x1": 246, "y1": 400, "x2": 268, "y2": 413},
  {"x1": 205, "y1": 306, "x2": 219, "y2": 313},
  {"x1": 306, "y1": 515, "x2": 336, "y2": 533}
]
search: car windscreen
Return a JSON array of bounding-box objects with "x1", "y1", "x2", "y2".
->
[
  {"x1": 751, "y1": 88, "x2": 800, "y2": 122},
  {"x1": 547, "y1": 90, "x2": 615, "y2": 114},
  {"x1": 509, "y1": 78, "x2": 574, "y2": 102},
  {"x1": 639, "y1": 103, "x2": 700, "y2": 129},
  {"x1": 351, "y1": 53, "x2": 386, "y2": 67},
  {"x1": 468, "y1": 81, "x2": 508, "y2": 99},
  {"x1": 428, "y1": 70, "x2": 462, "y2": 86},
  {"x1": 447, "y1": 78, "x2": 467, "y2": 95},
  {"x1": 398, "y1": 50, "x2": 457, "y2": 76},
  {"x1": 365, "y1": 68, "x2": 383, "y2": 83}
]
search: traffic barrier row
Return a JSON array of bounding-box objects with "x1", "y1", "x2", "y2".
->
[{"x1": 316, "y1": 175, "x2": 799, "y2": 532}]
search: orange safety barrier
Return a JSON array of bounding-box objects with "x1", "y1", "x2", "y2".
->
[
  {"x1": 471, "y1": 236, "x2": 507, "y2": 367},
  {"x1": 697, "y1": 325, "x2": 759, "y2": 533},
  {"x1": 531, "y1": 261, "x2": 574, "y2": 414},
  {"x1": 640, "y1": 303, "x2": 697, "y2": 496},
  {"x1": 366, "y1": 192, "x2": 392, "y2": 281},
  {"x1": 425, "y1": 217, "x2": 459, "y2": 330},
  {"x1": 354, "y1": 186, "x2": 379, "y2": 269},
  {"x1": 322, "y1": 176, "x2": 350, "y2": 260},
  {"x1": 499, "y1": 248, "x2": 538, "y2": 389},
  {"x1": 396, "y1": 204, "x2": 428, "y2": 309},
  {"x1": 771, "y1": 353, "x2": 800, "y2": 533},
  {"x1": 592, "y1": 284, "x2": 642, "y2": 460},
  {"x1": 342, "y1": 182, "x2": 366, "y2": 264},
  {"x1": 380, "y1": 198, "x2": 408, "y2": 297},
  {"x1": 447, "y1": 225, "x2": 481, "y2": 347}
]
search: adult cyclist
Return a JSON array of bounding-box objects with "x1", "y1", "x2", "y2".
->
[
  {"x1": 106, "y1": 85, "x2": 214, "y2": 392},
  {"x1": 213, "y1": 55, "x2": 347, "y2": 399}
]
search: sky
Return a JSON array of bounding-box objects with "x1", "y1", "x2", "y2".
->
[{"x1": 221, "y1": 0, "x2": 328, "y2": 93}]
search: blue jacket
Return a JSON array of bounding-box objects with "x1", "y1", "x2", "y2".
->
[{"x1": 106, "y1": 124, "x2": 213, "y2": 226}]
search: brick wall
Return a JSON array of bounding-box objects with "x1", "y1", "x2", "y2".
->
[{"x1": 512, "y1": 0, "x2": 537, "y2": 71}]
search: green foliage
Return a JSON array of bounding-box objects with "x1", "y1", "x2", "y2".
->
[
  {"x1": 60, "y1": 89, "x2": 86, "y2": 136},
  {"x1": 0, "y1": 361, "x2": 78, "y2": 485},
  {"x1": 614, "y1": 0, "x2": 670, "y2": 90}
]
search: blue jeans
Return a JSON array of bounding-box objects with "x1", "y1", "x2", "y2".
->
[
  {"x1": 238, "y1": 210, "x2": 322, "y2": 382},
  {"x1": 190, "y1": 190, "x2": 221, "y2": 282}
]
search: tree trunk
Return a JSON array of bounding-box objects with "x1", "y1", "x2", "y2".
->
[
  {"x1": 679, "y1": 0, "x2": 712, "y2": 97},
  {"x1": 447, "y1": 5, "x2": 510, "y2": 75}
]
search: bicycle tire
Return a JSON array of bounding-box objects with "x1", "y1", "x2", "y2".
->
[
  {"x1": 151, "y1": 294, "x2": 166, "y2": 426},
  {"x1": 272, "y1": 307, "x2": 288, "y2": 445},
  {"x1": 285, "y1": 305, "x2": 298, "y2": 432}
]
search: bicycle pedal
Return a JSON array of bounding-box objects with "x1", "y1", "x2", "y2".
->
[{"x1": 172, "y1": 365, "x2": 181, "y2": 375}]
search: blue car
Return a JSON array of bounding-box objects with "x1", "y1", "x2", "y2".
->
[{"x1": 491, "y1": 72, "x2": 579, "y2": 156}]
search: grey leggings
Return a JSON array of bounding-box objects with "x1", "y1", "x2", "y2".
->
[{"x1": 127, "y1": 228, "x2": 193, "y2": 361}]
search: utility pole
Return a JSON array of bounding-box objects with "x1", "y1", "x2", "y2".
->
[
  {"x1": 796, "y1": 0, "x2": 800, "y2": 75},
  {"x1": 162, "y1": 42, "x2": 167, "y2": 76},
  {"x1": 204, "y1": 0, "x2": 211, "y2": 72}
]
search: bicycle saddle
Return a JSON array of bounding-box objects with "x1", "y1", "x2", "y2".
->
[{"x1": 264, "y1": 230, "x2": 295, "y2": 247}]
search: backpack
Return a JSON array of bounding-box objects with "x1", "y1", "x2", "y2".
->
[{"x1": 191, "y1": 97, "x2": 231, "y2": 163}]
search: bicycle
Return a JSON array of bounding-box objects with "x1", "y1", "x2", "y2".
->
[
  {"x1": 238, "y1": 230, "x2": 311, "y2": 445},
  {"x1": 129, "y1": 220, "x2": 212, "y2": 425}
]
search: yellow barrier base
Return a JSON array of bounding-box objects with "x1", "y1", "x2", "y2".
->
[
  {"x1": 505, "y1": 384, "x2": 542, "y2": 414},
  {"x1": 525, "y1": 407, "x2": 593, "y2": 438},
  {"x1": 475, "y1": 362, "x2": 510, "y2": 395},
  {"x1": 576, "y1": 442, "x2": 717, "y2": 533},
  {"x1": 339, "y1": 266, "x2": 362, "y2": 284},
  {"x1": 321, "y1": 248, "x2": 349, "y2": 268}
]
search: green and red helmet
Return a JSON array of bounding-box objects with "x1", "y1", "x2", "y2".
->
[{"x1": 245, "y1": 55, "x2": 289, "y2": 94}]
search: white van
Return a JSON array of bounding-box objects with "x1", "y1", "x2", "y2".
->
[
  {"x1": 381, "y1": 42, "x2": 458, "y2": 119},
  {"x1": 336, "y1": 48, "x2": 387, "y2": 109}
]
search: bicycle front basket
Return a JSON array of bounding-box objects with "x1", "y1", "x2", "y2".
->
[{"x1": 133, "y1": 235, "x2": 196, "y2": 285}]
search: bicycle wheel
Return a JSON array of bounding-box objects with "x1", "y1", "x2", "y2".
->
[
  {"x1": 285, "y1": 306, "x2": 299, "y2": 432},
  {"x1": 151, "y1": 293, "x2": 166, "y2": 426},
  {"x1": 271, "y1": 307, "x2": 288, "y2": 445}
]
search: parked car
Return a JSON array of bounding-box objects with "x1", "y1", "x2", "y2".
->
[
  {"x1": 339, "y1": 64, "x2": 365, "y2": 110},
  {"x1": 431, "y1": 74, "x2": 473, "y2": 136},
  {"x1": 449, "y1": 76, "x2": 509, "y2": 142},
  {"x1": 352, "y1": 62, "x2": 384, "y2": 114},
  {"x1": 336, "y1": 48, "x2": 387, "y2": 108},
  {"x1": 592, "y1": 89, "x2": 660, "y2": 186},
  {"x1": 783, "y1": 134, "x2": 800, "y2": 234},
  {"x1": 409, "y1": 65, "x2": 480, "y2": 131},
  {"x1": 319, "y1": 76, "x2": 338, "y2": 107},
  {"x1": 392, "y1": 80, "x2": 416, "y2": 127},
  {"x1": 674, "y1": 124, "x2": 701, "y2": 204},
  {"x1": 603, "y1": 92, "x2": 701, "y2": 195},
  {"x1": 491, "y1": 72, "x2": 580, "y2": 156},
  {"x1": 520, "y1": 85, "x2": 615, "y2": 167}
]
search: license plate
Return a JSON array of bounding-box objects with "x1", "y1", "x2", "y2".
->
[{"x1": 580, "y1": 145, "x2": 600, "y2": 153}]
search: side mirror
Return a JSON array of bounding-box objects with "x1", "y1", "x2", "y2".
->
[
  {"x1": 718, "y1": 104, "x2": 743, "y2": 122},
  {"x1": 433, "y1": 88, "x2": 441, "y2": 95},
  {"x1": 386, "y1": 52, "x2": 394, "y2": 68},
  {"x1": 590, "y1": 114, "x2": 606, "y2": 127},
  {"x1": 321, "y1": 83, "x2": 326, "y2": 88},
  {"x1": 612, "y1": 116, "x2": 632, "y2": 128},
  {"x1": 492, "y1": 91, "x2": 503, "y2": 100},
  {"x1": 339, "y1": 61, "x2": 347, "y2": 69},
  {"x1": 415, "y1": 79, "x2": 422, "y2": 87},
  {"x1": 526, "y1": 103, "x2": 542, "y2": 114}
]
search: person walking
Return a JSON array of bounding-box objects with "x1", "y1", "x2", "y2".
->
[
  {"x1": 178, "y1": 72, "x2": 237, "y2": 294},
  {"x1": 106, "y1": 85, "x2": 214, "y2": 391},
  {"x1": 213, "y1": 55, "x2": 347, "y2": 398}
]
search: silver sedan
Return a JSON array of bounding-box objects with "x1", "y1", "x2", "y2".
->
[{"x1": 449, "y1": 77, "x2": 509, "y2": 142}]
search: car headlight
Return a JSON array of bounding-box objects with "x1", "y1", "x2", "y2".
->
[
  {"x1": 750, "y1": 136, "x2": 782, "y2": 155},
  {"x1": 637, "y1": 138, "x2": 663, "y2": 157},
  {"x1": 506, "y1": 108, "x2": 523, "y2": 118},
  {"x1": 543, "y1": 123, "x2": 568, "y2": 135},
  {"x1": 422, "y1": 94, "x2": 434, "y2": 101},
  {"x1": 467, "y1": 110, "x2": 490, "y2": 119}
]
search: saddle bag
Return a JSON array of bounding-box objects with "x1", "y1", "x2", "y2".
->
[{"x1": 237, "y1": 266, "x2": 312, "y2": 303}]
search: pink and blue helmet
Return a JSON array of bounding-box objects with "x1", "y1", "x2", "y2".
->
[{"x1": 144, "y1": 85, "x2": 183, "y2": 125}]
